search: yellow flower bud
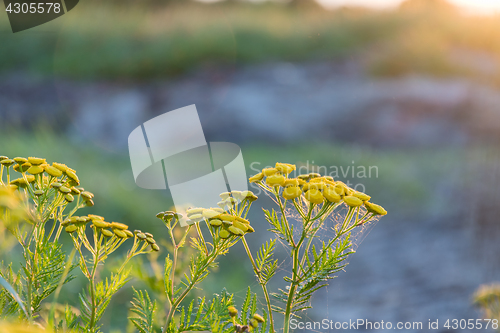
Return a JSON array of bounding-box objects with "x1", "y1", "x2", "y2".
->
[
  {"x1": 65, "y1": 194, "x2": 74, "y2": 202},
  {"x1": 65, "y1": 170, "x2": 79, "y2": 184},
  {"x1": 44, "y1": 165, "x2": 62, "y2": 177},
  {"x1": 188, "y1": 214, "x2": 203, "y2": 222},
  {"x1": 228, "y1": 306, "x2": 238, "y2": 317},
  {"x1": 308, "y1": 172, "x2": 321, "y2": 178},
  {"x1": 219, "y1": 214, "x2": 236, "y2": 222},
  {"x1": 209, "y1": 219, "x2": 222, "y2": 227},
  {"x1": 266, "y1": 174, "x2": 285, "y2": 187},
  {"x1": 343, "y1": 196, "x2": 363, "y2": 207},
  {"x1": 27, "y1": 157, "x2": 45, "y2": 165},
  {"x1": 146, "y1": 237, "x2": 156, "y2": 244},
  {"x1": 332, "y1": 183, "x2": 345, "y2": 196},
  {"x1": 233, "y1": 221, "x2": 248, "y2": 232},
  {"x1": 52, "y1": 162, "x2": 68, "y2": 172},
  {"x1": 85, "y1": 199, "x2": 94, "y2": 207},
  {"x1": 186, "y1": 207, "x2": 204, "y2": 215},
  {"x1": 253, "y1": 314, "x2": 265, "y2": 323},
  {"x1": 113, "y1": 229, "x2": 128, "y2": 238},
  {"x1": 262, "y1": 168, "x2": 278, "y2": 176},
  {"x1": 303, "y1": 182, "x2": 326, "y2": 192},
  {"x1": 219, "y1": 192, "x2": 231, "y2": 200},
  {"x1": 51, "y1": 182, "x2": 62, "y2": 188},
  {"x1": 212, "y1": 207, "x2": 225, "y2": 214},
  {"x1": 283, "y1": 186, "x2": 302, "y2": 200},
  {"x1": 0, "y1": 156, "x2": 8, "y2": 161},
  {"x1": 13, "y1": 157, "x2": 28, "y2": 164},
  {"x1": 364, "y1": 202, "x2": 387, "y2": 215},
  {"x1": 202, "y1": 209, "x2": 220, "y2": 219},
  {"x1": 249, "y1": 172, "x2": 264, "y2": 183},
  {"x1": 101, "y1": 229, "x2": 114, "y2": 237},
  {"x1": 297, "y1": 174, "x2": 311, "y2": 181},
  {"x1": 219, "y1": 229, "x2": 230, "y2": 239},
  {"x1": 323, "y1": 187, "x2": 341, "y2": 203},
  {"x1": 246, "y1": 225, "x2": 255, "y2": 233},
  {"x1": 228, "y1": 226, "x2": 244, "y2": 236},
  {"x1": 151, "y1": 243, "x2": 160, "y2": 251},
  {"x1": 27, "y1": 165, "x2": 44, "y2": 175},
  {"x1": 34, "y1": 190, "x2": 44, "y2": 196},
  {"x1": 88, "y1": 214, "x2": 104, "y2": 221},
  {"x1": 124, "y1": 230, "x2": 134, "y2": 238},
  {"x1": 250, "y1": 319, "x2": 259, "y2": 328},
  {"x1": 275, "y1": 162, "x2": 296, "y2": 174},
  {"x1": 353, "y1": 191, "x2": 371, "y2": 201},
  {"x1": 304, "y1": 189, "x2": 324, "y2": 204},
  {"x1": 283, "y1": 178, "x2": 300, "y2": 187},
  {"x1": 137, "y1": 232, "x2": 147, "y2": 240},
  {"x1": 110, "y1": 222, "x2": 128, "y2": 230},
  {"x1": 92, "y1": 220, "x2": 109, "y2": 228},
  {"x1": 81, "y1": 191, "x2": 94, "y2": 199},
  {"x1": 59, "y1": 186, "x2": 71, "y2": 194},
  {"x1": 65, "y1": 225, "x2": 77, "y2": 233},
  {"x1": 235, "y1": 216, "x2": 250, "y2": 224}
]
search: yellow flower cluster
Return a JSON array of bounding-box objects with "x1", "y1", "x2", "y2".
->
[
  {"x1": 0, "y1": 156, "x2": 94, "y2": 206},
  {"x1": 249, "y1": 162, "x2": 387, "y2": 215},
  {"x1": 62, "y1": 214, "x2": 159, "y2": 251}
]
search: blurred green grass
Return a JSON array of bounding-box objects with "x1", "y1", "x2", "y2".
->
[{"x1": 2, "y1": 1, "x2": 500, "y2": 80}]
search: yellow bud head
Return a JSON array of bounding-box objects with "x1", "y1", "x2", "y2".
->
[
  {"x1": 146, "y1": 237, "x2": 156, "y2": 244},
  {"x1": 65, "y1": 194, "x2": 75, "y2": 202},
  {"x1": 365, "y1": 202, "x2": 387, "y2": 215},
  {"x1": 186, "y1": 207, "x2": 204, "y2": 215},
  {"x1": 219, "y1": 192, "x2": 231, "y2": 200},
  {"x1": 209, "y1": 219, "x2": 222, "y2": 227},
  {"x1": 34, "y1": 189, "x2": 44, "y2": 196},
  {"x1": 188, "y1": 213, "x2": 203, "y2": 222},
  {"x1": 0, "y1": 156, "x2": 8, "y2": 161},
  {"x1": 27, "y1": 165, "x2": 44, "y2": 175},
  {"x1": 228, "y1": 306, "x2": 238, "y2": 317},
  {"x1": 137, "y1": 232, "x2": 147, "y2": 240},
  {"x1": 202, "y1": 209, "x2": 220, "y2": 219},
  {"x1": 219, "y1": 229, "x2": 230, "y2": 239},
  {"x1": 101, "y1": 229, "x2": 114, "y2": 237},
  {"x1": 85, "y1": 199, "x2": 95, "y2": 207},
  {"x1": 303, "y1": 182, "x2": 326, "y2": 192},
  {"x1": 246, "y1": 225, "x2": 255, "y2": 233},
  {"x1": 59, "y1": 186, "x2": 71, "y2": 194},
  {"x1": 283, "y1": 178, "x2": 300, "y2": 187},
  {"x1": 275, "y1": 162, "x2": 296, "y2": 174},
  {"x1": 45, "y1": 165, "x2": 63, "y2": 177},
  {"x1": 304, "y1": 189, "x2": 324, "y2": 204},
  {"x1": 81, "y1": 191, "x2": 94, "y2": 199},
  {"x1": 262, "y1": 167, "x2": 279, "y2": 176},
  {"x1": 65, "y1": 225, "x2": 77, "y2": 233},
  {"x1": 353, "y1": 191, "x2": 371, "y2": 201},
  {"x1": 333, "y1": 183, "x2": 345, "y2": 196},
  {"x1": 27, "y1": 157, "x2": 45, "y2": 165},
  {"x1": 253, "y1": 314, "x2": 265, "y2": 323},
  {"x1": 113, "y1": 229, "x2": 128, "y2": 238},
  {"x1": 219, "y1": 214, "x2": 236, "y2": 222},
  {"x1": 249, "y1": 172, "x2": 264, "y2": 183},
  {"x1": 228, "y1": 226, "x2": 245, "y2": 236},
  {"x1": 297, "y1": 174, "x2": 311, "y2": 181},
  {"x1": 88, "y1": 214, "x2": 104, "y2": 221},
  {"x1": 151, "y1": 243, "x2": 160, "y2": 251},
  {"x1": 52, "y1": 162, "x2": 68, "y2": 172},
  {"x1": 51, "y1": 182, "x2": 62, "y2": 188},
  {"x1": 13, "y1": 157, "x2": 28, "y2": 164},
  {"x1": 266, "y1": 174, "x2": 285, "y2": 187},
  {"x1": 233, "y1": 221, "x2": 249, "y2": 232},
  {"x1": 324, "y1": 187, "x2": 341, "y2": 203},
  {"x1": 212, "y1": 207, "x2": 224, "y2": 214},
  {"x1": 283, "y1": 186, "x2": 302, "y2": 200},
  {"x1": 92, "y1": 220, "x2": 109, "y2": 228},
  {"x1": 71, "y1": 187, "x2": 81, "y2": 195},
  {"x1": 308, "y1": 172, "x2": 321, "y2": 178},
  {"x1": 343, "y1": 196, "x2": 363, "y2": 207},
  {"x1": 65, "y1": 170, "x2": 80, "y2": 184},
  {"x1": 110, "y1": 222, "x2": 128, "y2": 230},
  {"x1": 235, "y1": 216, "x2": 250, "y2": 224},
  {"x1": 124, "y1": 230, "x2": 134, "y2": 238},
  {"x1": 250, "y1": 319, "x2": 259, "y2": 328}
]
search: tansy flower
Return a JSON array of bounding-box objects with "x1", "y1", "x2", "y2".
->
[
  {"x1": 266, "y1": 174, "x2": 285, "y2": 187},
  {"x1": 27, "y1": 165, "x2": 44, "y2": 175},
  {"x1": 352, "y1": 191, "x2": 370, "y2": 201},
  {"x1": 283, "y1": 186, "x2": 302, "y2": 200},
  {"x1": 343, "y1": 196, "x2": 363, "y2": 207},
  {"x1": 262, "y1": 167, "x2": 279, "y2": 176},
  {"x1": 323, "y1": 187, "x2": 341, "y2": 203},
  {"x1": 275, "y1": 162, "x2": 296, "y2": 174},
  {"x1": 249, "y1": 172, "x2": 264, "y2": 183},
  {"x1": 365, "y1": 202, "x2": 387, "y2": 215},
  {"x1": 304, "y1": 189, "x2": 324, "y2": 204}
]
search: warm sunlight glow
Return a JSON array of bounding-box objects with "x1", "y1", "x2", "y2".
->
[{"x1": 317, "y1": 0, "x2": 500, "y2": 13}]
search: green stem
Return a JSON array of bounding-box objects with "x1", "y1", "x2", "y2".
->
[{"x1": 241, "y1": 237, "x2": 275, "y2": 333}]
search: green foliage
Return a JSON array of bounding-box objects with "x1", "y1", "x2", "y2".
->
[{"x1": 130, "y1": 288, "x2": 157, "y2": 333}]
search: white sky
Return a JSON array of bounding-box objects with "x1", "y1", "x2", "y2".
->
[{"x1": 316, "y1": 0, "x2": 500, "y2": 13}]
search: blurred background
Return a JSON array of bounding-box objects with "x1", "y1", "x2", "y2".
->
[{"x1": 2, "y1": 0, "x2": 500, "y2": 331}]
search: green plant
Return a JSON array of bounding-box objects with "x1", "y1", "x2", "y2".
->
[
  {"x1": 474, "y1": 283, "x2": 500, "y2": 331},
  {"x1": 0, "y1": 155, "x2": 157, "y2": 332},
  {"x1": 131, "y1": 161, "x2": 387, "y2": 333}
]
